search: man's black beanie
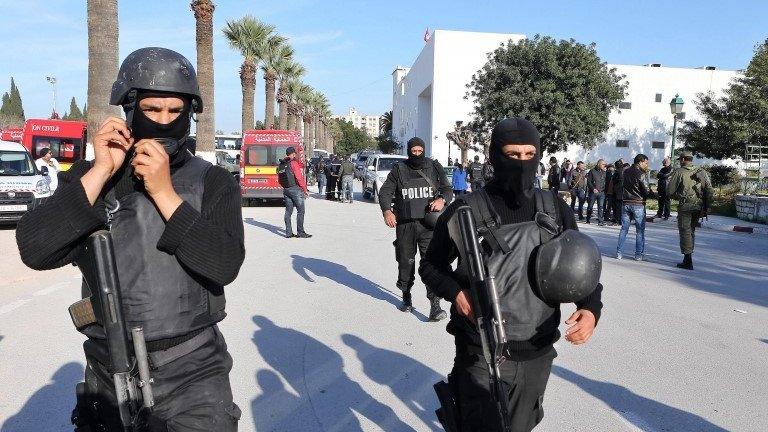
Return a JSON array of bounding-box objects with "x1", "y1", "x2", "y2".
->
[{"x1": 407, "y1": 137, "x2": 426, "y2": 151}]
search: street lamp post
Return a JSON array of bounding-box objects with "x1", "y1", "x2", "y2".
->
[
  {"x1": 669, "y1": 94, "x2": 684, "y2": 165},
  {"x1": 46, "y1": 76, "x2": 57, "y2": 117}
]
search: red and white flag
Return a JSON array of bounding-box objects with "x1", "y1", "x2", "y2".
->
[{"x1": 424, "y1": 28, "x2": 431, "y2": 43}]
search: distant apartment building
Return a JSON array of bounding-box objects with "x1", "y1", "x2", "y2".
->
[
  {"x1": 332, "y1": 108, "x2": 382, "y2": 139},
  {"x1": 392, "y1": 29, "x2": 740, "y2": 167}
]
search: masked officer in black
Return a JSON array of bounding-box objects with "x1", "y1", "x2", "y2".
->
[
  {"x1": 378, "y1": 137, "x2": 453, "y2": 321},
  {"x1": 16, "y1": 47, "x2": 244, "y2": 431},
  {"x1": 420, "y1": 118, "x2": 603, "y2": 432}
]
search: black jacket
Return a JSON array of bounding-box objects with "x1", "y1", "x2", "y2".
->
[
  {"x1": 586, "y1": 168, "x2": 606, "y2": 193},
  {"x1": 621, "y1": 165, "x2": 651, "y2": 204},
  {"x1": 657, "y1": 166, "x2": 673, "y2": 193}
]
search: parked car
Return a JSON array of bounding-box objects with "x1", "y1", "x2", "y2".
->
[
  {"x1": 362, "y1": 154, "x2": 407, "y2": 203},
  {"x1": 216, "y1": 150, "x2": 239, "y2": 177},
  {"x1": 0, "y1": 140, "x2": 52, "y2": 223},
  {"x1": 355, "y1": 149, "x2": 381, "y2": 179}
]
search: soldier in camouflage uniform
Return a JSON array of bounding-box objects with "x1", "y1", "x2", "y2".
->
[{"x1": 667, "y1": 150, "x2": 714, "y2": 270}]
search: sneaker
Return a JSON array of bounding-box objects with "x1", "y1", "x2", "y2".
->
[
  {"x1": 616, "y1": 253, "x2": 623, "y2": 260},
  {"x1": 634, "y1": 255, "x2": 644, "y2": 261},
  {"x1": 285, "y1": 233, "x2": 295, "y2": 239},
  {"x1": 296, "y1": 232, "x2": 312, "y2": 238},
  {"x1": 598, "y1": 222, "x2": 606, "y2": 226}
]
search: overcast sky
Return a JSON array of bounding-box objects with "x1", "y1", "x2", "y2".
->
[{"x1": 1, "y1": 0, "x2": 766, "y2": 133}]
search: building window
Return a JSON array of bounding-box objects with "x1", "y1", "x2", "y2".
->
[
  {"x1": 652, "y1": 141, "x2": 665, "y2": 149},
  {"x1": 619, "y1": 101, "x2": 632, "y2": 109},
  {"x1": 616, "y1": 140, "x2": 629, "y2": 148},
  {"x1": 655, "y1": 93, "x2": 662, "y2": 102}
]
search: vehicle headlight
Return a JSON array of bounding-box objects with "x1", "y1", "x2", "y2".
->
[{"x1": 36, "y1": 179, "x2": 50, "y2": 195}]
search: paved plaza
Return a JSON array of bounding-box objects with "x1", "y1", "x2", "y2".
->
[{"x1": 1, "y1": 184, "x2": 766, "y2": 432}]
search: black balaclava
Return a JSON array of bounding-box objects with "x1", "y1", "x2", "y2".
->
[
  {"x1": 125, "y1": 91, "x2": 193, "y2": 162},
  {"x1": 406, "y1": 137, "x2": 426, "y2": 169},
  {"x1": 488, "y1": 118, "x2": 541, "y2": 201}
]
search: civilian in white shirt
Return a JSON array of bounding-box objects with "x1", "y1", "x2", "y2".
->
[{"x1": 34, "y1": 148, "x2": 60, "y2": 192}]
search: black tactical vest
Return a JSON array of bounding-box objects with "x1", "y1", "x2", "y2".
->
[
  {"x1": 454, "y1": 189, "x2": 560, "y2": 341},
  {"x1": 81, "y1": 155, "x2": 226, "y2": 341},
  {"x1": 394, "y1": 162, "x2": 438, "y2": 220}
]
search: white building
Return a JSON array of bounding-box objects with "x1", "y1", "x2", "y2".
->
[
  {"x1": 332, "y1": 107, "x2": 381, "y2": 139},
  {"x1": 392, "y1": 29, "x2": 740, "y2": 168}
]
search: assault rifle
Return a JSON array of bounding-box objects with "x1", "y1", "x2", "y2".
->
[
  {"x1": 434, "y1": 205, "x2": 510, "y2": 432},
  {"x1": 69, "y1": 230, "x2": 155, "y2": 431}
]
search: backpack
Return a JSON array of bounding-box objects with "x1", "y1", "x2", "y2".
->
[
  {"x1": 453, "y1": 188, "x2": 562, "y2": 341},
  {"x1": 277, "y1": 159, "x2": 297, "y2": 188}
]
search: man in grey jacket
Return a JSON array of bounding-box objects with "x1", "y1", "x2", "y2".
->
[
  {"x1": 338, "y1": 156, "x2": 356, "y2": 203},
  {"x1": 585, "y1": 159, "x2": 607, "y2": 225}
]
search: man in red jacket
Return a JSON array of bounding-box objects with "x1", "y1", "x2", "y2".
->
[{"x1": 283, "y1": 147, "x2": 312, "y2": 238}]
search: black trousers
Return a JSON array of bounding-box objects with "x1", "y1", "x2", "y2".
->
[
  {"x1": 394, "y1": 220, "x2": 436, "y2": 299},
  {"x1": 74, "y1": 326, "x2": 240, "y2": 431},
  {"x1": 452, "y1": 347, "x2": 556, "y2": 432},
  {"x1": 657, "y1": 191, "x2": 671, "y2": 218},
  {"x1": 326, "y1": 175, "x2": 337, "y2": 200}
]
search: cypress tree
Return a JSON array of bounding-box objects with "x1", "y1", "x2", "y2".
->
[
  {"x1": 67, "y1": 97, "x2": 84, "y2": 120},
  {"x1": 8, "y1": 78, "x2": 25, "y2": 120}
]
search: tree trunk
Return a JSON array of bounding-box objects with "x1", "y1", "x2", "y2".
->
[
  {"x1": 303, "y1": 115, "x2": 312, "y2": 155},
  {"x1": 277, "y1": 84, "x2": 288, "y2": 130},
  {"x1": 191, "y1": 0, "x2": 215, "y2": 153},
  {"x1": 240, "y1": 60, "x2": 256, "y2": 132},
  {"x1": 286, "y1": 105, "x2": 295, "y2": 130},
  {"x1": 461, "y1": 148, "x2": 468, "y2": 165},
  {"x1": 314, "y1": 113, "x2": 320, "y2": 151},
  {"x1": 86, "y1": 0, "x2": 120, "y2": 145},
  {"x1": 294, "y1": 113, "x2": 302, "y2": 132},
  {"x1": 264, "y1": 71, "x2": 277, "y2": 129}
]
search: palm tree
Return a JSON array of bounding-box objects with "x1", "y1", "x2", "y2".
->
[
  {"x1": 223, "y1": 16, "x2": 277, "y2": 132},
  {"x1": 277, "y1": 61, "x2": 304, "y2": 130},
  {"x1": 380, "y1": 110, "x2": 393, "y2": 136},
  {"x1": 312, "y1": 92, "x2": 329, "y2": 152},
  {"x1": 261, "y1": 42, "x2": 295, "y2": 129},
  {"x1": 298, "y1": 87, "x2": 315, "y2": 150},
  {"x1": 86, "y1": 0, "x2": 120, "y2": 143},
  {"x1": 191, "y1": 0, "x2": 215, "y2": 154},
  {"x1": 283, "y1": 80, "x2": 303, "y2": 131}
]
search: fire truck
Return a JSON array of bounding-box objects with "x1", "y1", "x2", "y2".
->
[
  {"x1": 22, "y1": 119, "x2": 87, "y2": 171},
  {"x1": 240, "y1": 130, "x2": 304, "y2": 205}
]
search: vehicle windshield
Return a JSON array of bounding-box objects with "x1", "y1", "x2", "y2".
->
[
  {"x1": 215, "y1": 137, "x2": 242, "y2": 151},
  {"x1": 243, "y1": 144, "x2": 297, "y2": 166},
  {"x1": 0, "y1": 150, "x2": 36, "y2": 176},
  {"x1": 377, "y1": 158, "x2": 402, "y2": 171}
]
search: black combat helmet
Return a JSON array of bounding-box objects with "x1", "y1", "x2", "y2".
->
[
  {"x1": 534, "y1": 230, "x2": 601, "y2": 303},
  {"x1": 110, "y1": 47, "x2": 203, "y2": 112}
]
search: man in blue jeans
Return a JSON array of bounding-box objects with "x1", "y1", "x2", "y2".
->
[
  {"x1": 282, "y1": 147, "x2": 312, "y2": 238},
  {"x1": 585, "y1": 159, "x2": 607, "y2": 225},
  {"x1": 617, "y1": 154, "x2": 652, "y2": 260}
]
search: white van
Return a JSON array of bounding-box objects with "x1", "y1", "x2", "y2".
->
[{"x1": 0, "y1": 140, "x2": 52, "y2": 223}]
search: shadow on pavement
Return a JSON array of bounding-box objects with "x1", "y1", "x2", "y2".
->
[
  {"x1": 244, "y1": 217, "x2": 286, "y2": 237},
  {"x1": 760, "y1": 338, "x2": 768, "y2": 345},
  {"x1": 580, "y1": 222, "x2": 768, "y2": 308},
  {"x1": 250, "y1": 316, "x2": 417, "y2": 431},
  {"x1": 290, "y1": 254, "x2": 430, "y2": 321},
  {"x1": 1, "y1": 362, "x2": 83, "y2": 432},
  {"x1": 342, "y1": 334, "x2": 443, "y2": 431},
  {"x1": 552, "y1": 366, "x2": 729, "y2": 432}
]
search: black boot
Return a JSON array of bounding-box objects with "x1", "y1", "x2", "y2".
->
[
  {"x1": 676, "y1": 254, "x2": 693, "y2": 270},
  {"x1": 399, "y1": 291, "x2": 413, "y2": 312},
  {"x1": 429, "y1": 298, "x2": 447, "y2": 322}
]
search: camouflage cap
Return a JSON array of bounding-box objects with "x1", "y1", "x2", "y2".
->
[{"x1": 678, "y1": 150, "x2": 693, "y2": 159}]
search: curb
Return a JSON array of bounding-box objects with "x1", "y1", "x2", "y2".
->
[{"x1": 645, "y1": 216, "x2": 768, "y2": 237}]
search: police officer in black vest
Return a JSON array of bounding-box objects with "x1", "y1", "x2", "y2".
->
[
  {"x1": 16, "y1": 48, "x2": 244, "y2": 430},
  {"x1": 421, "y1": 118, "x2": 603, "y2": 431},
  {"x1": 378, "y1": 137, "x2": 453, "y2": 321}
]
